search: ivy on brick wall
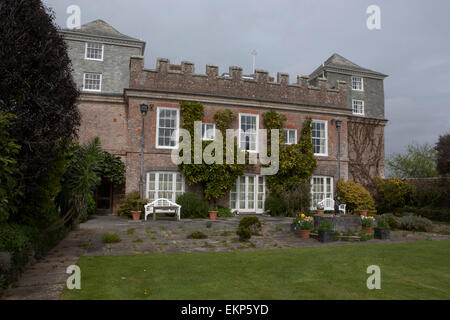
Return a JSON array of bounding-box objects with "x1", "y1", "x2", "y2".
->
[
  {"x1": 263, "y1": 110, "x2": 317, "y2": 214},
  {"x1": 178, "y1": 101, "x2": 245, "y2": 206}
]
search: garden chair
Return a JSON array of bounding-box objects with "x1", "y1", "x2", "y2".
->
[
  {"x1": 144, "y1": 198, "x2": 181, "y2": 221},
  {"x1": 317, "y1": 198, "x2": 346, "y2": 214}
]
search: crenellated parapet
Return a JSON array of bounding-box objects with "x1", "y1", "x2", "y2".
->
[{"x1": 129, "y1": 56, "x2": 347, "y2": 107}]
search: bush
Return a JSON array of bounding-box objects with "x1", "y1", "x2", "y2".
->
[
  {"x1": 375, "y1": 178, "x2": 415, "y2": 213},
  {"x1": 0, "y1": 223, "x2": 30, "y2": 252},
  {"x1": 398, "y1": 216, "x2": 433, "y2": 232},
  {"x1": 217, "y1": 207, "x2": 233, "y2": 217},
  {"x1": 239, "y1": 216, "x2": 262, "y2": 235},
  {"x1": 176, "y1": 193, "x2": 209, "y2": 219},
  {"x1": 236, "y1": 226, "x2": 252, "y2": 241},
  {"x1": 382, "y1": 214, "x2": 399, "y2": 229},
  {"x1": 187, "y1": 231, "x2": 208, "y2": 239},
  {"x1": 337, "y1": 180, "x2": 375, "y2": 213},
  {"x1": 102, "y1": 233, "x2": 121, "y2": 244},
  {"x1": 264, "y1": 195, "x2": 288, "y2": 216}
]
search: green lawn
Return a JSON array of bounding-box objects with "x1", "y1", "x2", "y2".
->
[{"x1": 62, "y1": 240, "x2": 450, "y2": 300}]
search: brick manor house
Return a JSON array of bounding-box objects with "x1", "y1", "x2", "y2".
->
[{"x1": 59, "y1": 20, "x2": 388, "y2": 214}]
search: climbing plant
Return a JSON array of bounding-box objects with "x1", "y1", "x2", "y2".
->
[
  {"x1": 263, "y1": 110, "x2": 317, "y2": 215},
  {"x1": 178, "y1": 101, "x2": 246, "y2": 206}
]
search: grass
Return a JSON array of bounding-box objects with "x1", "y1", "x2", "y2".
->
[
  {"x1": 62, "y1": 240, "x2": 450, "y2": 300},
  {"x1": 102, "y1": 233, "x2": 121, "y2": 244}
]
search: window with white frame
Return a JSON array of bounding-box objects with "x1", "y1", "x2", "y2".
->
[
  {"x1": 146, "y1": 172, "x2": 184, "y2": 202},
  {"x1": 352, "y1": 99, "x2": 365, "y2": 115},
  {"x1": 311, "y1": 176, "x2": 333, "y2": 208},
  {"x1": 83, "y1": 73, "x2": 102, "y2": 92},
  {"x1": 201, "y1": 123, "x2": 216, "y2": 141},
  {"x1": 283, "y1": 129, "x2": 297, "y2": 145},
  {"x1": 156, "y1": 107, "x2": 179, "y2": 148},
  {"x1": 230, "y1": 175, "x2": 265, "y2": 213},
  {"x1": 311, "y1": 120, "x2": 328, "y2": 156},
  {"x1": 239, "y1": 114, "x2": 258, "y2": 152},
  {"x1": 85, "y1": 42, "x2": 104, "y2": 61},
  {"x1": 351, "y1": 76, "x2": 363, "y2": 91}
]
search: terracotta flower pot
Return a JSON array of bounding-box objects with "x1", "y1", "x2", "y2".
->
[
  {"x1": 132, "y1": 211, "x2": 141, "y2": 221},
  {"x1": 209, "y1": 210, "x2": 218, "y2": 220},
  {"x1": 364, "y1": 227, "x2": 373, "y2": 233},
  {"x1": 360, "y1": 210, "x2": 368, "y2": 216},
  {"x1": 316, "y1": 210, "x2": 324, "y2": 215},
  {"x1": 299, "y1": 229, "x2": 310, "y2": 239}
]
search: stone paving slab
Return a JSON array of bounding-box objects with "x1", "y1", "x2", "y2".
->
[{"x1": 3, "y1": 214, "x2": 450, "y2": 300}]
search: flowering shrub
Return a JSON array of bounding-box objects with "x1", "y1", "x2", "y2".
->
[
  {"x1": 361, "y1": 215, "x2": 375, "y2": 228},
  {"x1": 337, "y1": 180, "x2": 375, "y2": 213},
  {"x1": 293, "y1": 213, "x2": 313, "y2": 230}
]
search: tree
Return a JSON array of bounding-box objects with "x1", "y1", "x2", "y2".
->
[
  {"x1": 436, "y1": 133, "x2": 450, "y2": 176},
  {"x1": 0, "y1": 112, "x2": 21, "y2": 223},
  {"x1": 387, "y1": 143, "x2": 438, "y2": 178},
  {"x1": 0, "y1": 0, "x2": 80, "y2": 200}
]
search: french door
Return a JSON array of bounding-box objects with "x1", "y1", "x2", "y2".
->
[{"x1": 230, "y1": 175, "x2": 265, "y2": 213}]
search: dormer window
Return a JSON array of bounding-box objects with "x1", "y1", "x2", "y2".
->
[
  {"x1": 351, "y1": 76, "x2": 363, "y2": 91},
  {"x1": 85, "y1": 42, "x2": 104, "y2": 61}
]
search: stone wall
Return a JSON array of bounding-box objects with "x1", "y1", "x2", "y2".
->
[{"x1": 314, "y1": 214, "x2": 362, "y2": 232}]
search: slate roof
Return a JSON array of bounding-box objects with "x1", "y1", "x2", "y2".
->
[
  {"x1": 61, "y1": 19, "x2": 145, "y2": 43},
  {"x1": 310, "y1": 53, "x2": 387, "y2": 78}
]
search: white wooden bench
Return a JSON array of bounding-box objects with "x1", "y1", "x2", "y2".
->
[
  {"x1": 317, "y1": 198, "x2": 346, "y2": 214},
  {"x1": 144, "y1": 198, "x2": 181, "y2": 221}
]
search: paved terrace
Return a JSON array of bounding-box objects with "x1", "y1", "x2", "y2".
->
[{"x1": 3, "y1": 215, "x2": 450, "y2": 300}]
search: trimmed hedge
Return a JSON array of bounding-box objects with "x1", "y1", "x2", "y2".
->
[{"x1": 415, "y1": 208, "x2": 450, "y2": 222}]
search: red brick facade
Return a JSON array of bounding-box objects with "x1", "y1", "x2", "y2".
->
[{"x1": 77, "y1": 56, "x2": 385, "y2": 213}]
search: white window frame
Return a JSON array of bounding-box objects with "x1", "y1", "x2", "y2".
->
[
  {"x1": 310, "y1": 176, "x2": 334, "y2": 209},
  {"x1": 351, "y1": 76, "x2": 363, "y2": 91},
  {"x1": 238, "y1": 113, "x2": 259, "y2": 153},
  {"x1": 311, "y1": 120, "x2": 328, "y2": 156},
  {"x1": 283, "y1": 129, "x2": 297, "y2": 145},
  {"x1": 352, "y1": 99, "x2": 365, "y2": 116},
  {"x1": 230, "y1": 175, "x2": 265, "y2": 213},
  {"x1": 146, "y1": 172, "x2": 185, "y2": 202},
  {"x1": 201, "y1": 123, "x2": 216, "y2": 141},
  {"x1": 82, "y1": 73, "x2": 102, "y2": 92},
  {"x1": 85, "y1": 42, "x2": 104, "y2": 61},
  {"x1": 156, "y1": 107, "x2": 180, "y2": 149}
]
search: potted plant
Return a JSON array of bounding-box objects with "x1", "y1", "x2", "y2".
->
[
  {"x1": 116, "y1": 191, "x2": 147, "y2": 221},
  {"x1": 316, "y1": 203, "x2": 325, "y2": 214},
  {"x1": 374, "y1": 217, "x2": 390, "y2": 240},
  {"x1": 361, "y1": 215, "x2": 375, "y2": 233},
  {"x1": 294, "y1": 213, "x2": 313, "y2": 238},
  {"x1": 318, "y1": 220, "x2": 334, "y2": 243},
  {"x1": 208, "y1": 207, "x2": 218, "y2": 220},
  {"x1": 359, "y1": 205, "x2": 369, "y2": 216}
]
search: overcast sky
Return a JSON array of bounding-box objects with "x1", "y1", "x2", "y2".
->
[{"x1": 43, "y1": 0, "x2": 449, "y2": 158}]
